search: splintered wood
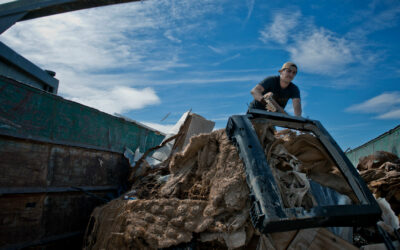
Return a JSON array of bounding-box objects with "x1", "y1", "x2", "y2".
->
[{"x1": 84, "y1": 120, "x2": 361, "y2": 249}]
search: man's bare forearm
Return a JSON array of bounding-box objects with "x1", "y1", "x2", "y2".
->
[
  {"x1": 251, "y1": 85, "x2": 265, "y2": 103},
  {"x1": 293, "y1": 98, "x2": 302, "y2": 116}
]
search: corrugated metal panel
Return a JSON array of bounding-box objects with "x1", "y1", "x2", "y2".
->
[
  {"x1": 0, "y1": 75, "x2": 164, "y2": 153},
  {"x1": 345, "y1": 125, "x2": 400, "y2": 166}
]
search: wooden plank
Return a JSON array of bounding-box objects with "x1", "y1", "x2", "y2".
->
[
  {"x1": 287, "y1": 228, "x2": 319, "y2": 250},
  {"x1": 258, "y1": 235, "x2": 277, "y2": 250},
  {"x1": 269, "y1": 230, "x2": 298, "y2": 249},
  {"x1": 308, "y1": 228, "x2": 357, "y2": 250},
  {"x1": 285, "y1": 228, "x2": 357, "y2": 250}
]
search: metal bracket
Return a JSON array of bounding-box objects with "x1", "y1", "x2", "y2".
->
[{"x1": 226, "y1": 109, "x2": 381, "y2": 233}]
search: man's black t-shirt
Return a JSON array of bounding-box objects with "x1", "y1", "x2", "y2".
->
[{"x1": 249, "y1": 76, "x2": 300, "y2": 110}]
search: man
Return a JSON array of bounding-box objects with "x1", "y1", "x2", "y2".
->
[{"x1": 249, "y1": 62, "x2": 302, "y2": 116}]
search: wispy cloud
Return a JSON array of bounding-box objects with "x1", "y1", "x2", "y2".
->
[
  {"x1": 259, "y1": 4, "x2": 400, "y2": 78},
  {"x1": 259, "y1": 11, "x2": 357, "y2": 75},
  {"x1": 243, "y1": 0, "x2": 255, "y2": 25},
  {"x1": 346, "y1": 92, "x2": 400, "y2": 120},
  {"x1": 0, "y1": 0, "x2": 226, "y2": 115},
  {"x1": 164, "y1": 30, "x2": 182, "y2": 43},
  {"x1": 69, "y1": 85, "x2": 160, "y2": 114},
  {"x1": 260, "y1": 11, "x2": 301, "y2": 44},
  {"x1": 288, "y1": 29, "x2": 356, "y2": 75},
  {"x1": 212, "y1": 53, "x2": 241, "y2": 66},
  {"x1": 208, "y1": 45, "x2": 225, "y2": 54},
  {"x1": 377, "y1": 109, "x2": 400, "y2": 119},
  {"x1": 349, "y1": 3, "x2": 400, "y2": 39}
]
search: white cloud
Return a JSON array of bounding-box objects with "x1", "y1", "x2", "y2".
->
[
  {"x1": 208, "y1": 45, "x2": 224, "y2": 54},
  {"x1": 1, "y1": 2, "x2": 170, "y2": 72},
  {"x1": 164, "y1": 30, "x2": 182, "y2": 43},
  {"x1": 259, "y1": 11, "x2": 358, "y2": 76},
  {"x1": 0, "y1": 0, "x2": 226, "y2": 115},
  {"x1": 288, "y1": 29, "x2": 356, "y2": 75},
  {"x1": 69, "y1": 86, "x2": 160, "y2": 114},
  {"x1": 377, "y1": 109, "x2": 400, "y2": 119},
  {"x1": 259, "y1": 11, "x2": 301, "y2": 44},
  {"x1": 350, "y1": 4, "x2": 400, "y2": 39},
  {"x1": 243, "y1": 0, "x2": 255, "y2": 25},
  {"x1": 346, "y1": 92, "x2": 400, "y2": 120},
  {"x1": 346, "y1": 92, "x2": 400, "y2": 113}
]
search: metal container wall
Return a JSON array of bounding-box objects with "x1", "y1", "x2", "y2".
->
[
  {"x1": 0, "y1": 76, "x2": 164, "y2": 249},
  {"x1": 345, "y1": 125, "x2": 400, "y2": 167},
  {"x1": 0, "y1": 76, "x2": 164, "y2": 153}
]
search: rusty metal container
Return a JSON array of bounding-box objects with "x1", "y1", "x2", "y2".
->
[{"x1": 0, "y1": 76, "x2": 164, "y2": 249}]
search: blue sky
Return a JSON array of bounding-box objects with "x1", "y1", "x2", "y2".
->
[{"x1": 0, "y1": 0, "x2": 399, "y2": 150}]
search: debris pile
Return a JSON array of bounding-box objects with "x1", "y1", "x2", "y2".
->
[
  {"x1": 84, "y1": 130, "x2": 252, "y2": 249},
  {"x1": 357, "y1": 151, "x2": 400, "y2": 226},
  {"x1": 83, "y1": 118, "x2": 360, "y2": 249},
  {"x1": 252, "y1": 119, "x2": 355, "y2": 204}
]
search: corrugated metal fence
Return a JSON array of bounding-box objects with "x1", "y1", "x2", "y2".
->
[{"x1": 345, "y1": 125, "x2": 400, "y2": 167}]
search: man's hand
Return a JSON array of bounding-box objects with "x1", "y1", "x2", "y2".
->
[{"x1": 263, "y1": 92, "x2": 287, "y2": 114}]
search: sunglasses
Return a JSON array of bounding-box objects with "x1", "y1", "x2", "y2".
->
[{"x1": 283, "y1": 68, "x2": 297, "y2": 74}]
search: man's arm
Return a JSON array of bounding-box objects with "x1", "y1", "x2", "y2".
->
[
  {"x1": 251, "y1": 84, "x2": 266, "y2": 103},
  {"x1": 292, "y1": 98, "x2": 302, "y2": 116}
]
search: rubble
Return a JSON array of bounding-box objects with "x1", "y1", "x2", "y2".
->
[
  {"x1": 84, "y1": 129, "x2": 252, "y2": 249},
  {"x1": 356, "y1": 151, "x2": 400, "y2": 233},
  {"x1": 83, "y1": 118, "x2": 368, "y2": 249},
  {"x1": 357, "y1": 151, "x2": 400, "y2": 214}
]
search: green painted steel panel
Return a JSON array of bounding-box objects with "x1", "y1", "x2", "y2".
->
[
  {"x1": 346, "y1": 125, "x2": 400, "y2": 167},
  {"x1": 0, "y1": 76, "x2": 164, "y2": 153}
]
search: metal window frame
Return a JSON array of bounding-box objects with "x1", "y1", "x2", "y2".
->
[{"x1": 226, "y1": 109, "x2": 381, "y2": 233}]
